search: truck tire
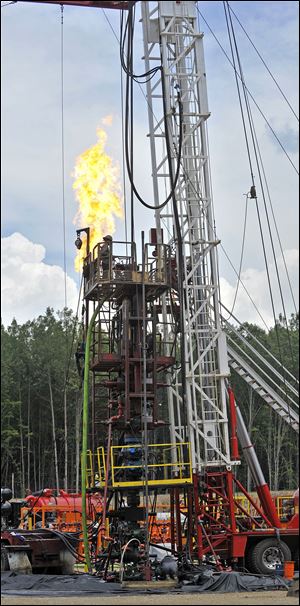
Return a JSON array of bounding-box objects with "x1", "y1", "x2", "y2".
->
[{"x1": 247, "y1": 538, "x2": 291, "y2": 575}]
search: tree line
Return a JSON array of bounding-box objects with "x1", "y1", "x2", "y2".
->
[{"x1": 1, "y1": 308, "x2": 299, "y2": 497}]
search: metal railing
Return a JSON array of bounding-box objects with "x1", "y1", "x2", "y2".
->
[
  {"x1": 81, "y1": 447, "x2": 106, "y2": 488},
  {"x1": 110, "y1": 441, "x2": 192, "y2": 487},
  {"x1": 221, "y1": 308, "x2": 299, "y2": 432}
]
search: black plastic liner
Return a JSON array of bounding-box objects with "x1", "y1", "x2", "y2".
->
[{"x1": 1, "y1": 571, "x2": 289, "y2": 596}]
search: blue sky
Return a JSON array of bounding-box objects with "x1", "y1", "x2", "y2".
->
[{"x1": 1, "y1": 0, "x2": 299, "y2": 326}]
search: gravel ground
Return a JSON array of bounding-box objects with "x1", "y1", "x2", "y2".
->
[{"x1": 1, "y1": 591, "x2": 298, "y2": 606}]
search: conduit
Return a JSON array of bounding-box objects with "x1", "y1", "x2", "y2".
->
[{"x1": 81, "y1": 303, "x2": 100, "y2": 572}]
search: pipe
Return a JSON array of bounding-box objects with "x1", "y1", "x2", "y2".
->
[
  {"x1": 99, "y1": 397, "x2": 124, "y2": 547},
  {"x1": 81, "y1": 302, "x2": 100, "y2": 572},
  {"x1": 109, "y1": 397, "x2": 123, "y2": 422},
  {"x1": 99, "y1": 421, "x2": 112, "y2": 546},
  {"x1": 226, "y1": 469, "x2": 237, "y2": 533},
  {"x1": 235, "y1": 403, "x2": 281, "y2": 528},
  {"x1": 227, "y1": 386, "x2": 239, "y2": 459}
]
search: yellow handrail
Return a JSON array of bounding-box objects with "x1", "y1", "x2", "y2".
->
[{"x1": 110, "y1": 441, "x2": 192, "y2": 487}]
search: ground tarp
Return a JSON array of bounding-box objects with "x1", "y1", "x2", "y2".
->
[{"x1": 1, "y1": 571, "x2": 289, "y2": 596}]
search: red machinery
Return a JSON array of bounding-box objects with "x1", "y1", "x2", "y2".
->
[{"x1": 24, "y1": 489, "x2": 103, "y2": 515}]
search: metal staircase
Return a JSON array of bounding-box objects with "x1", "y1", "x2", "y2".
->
[{"x1": 222, "y1": 316, "x2": 299, "y2": 433}]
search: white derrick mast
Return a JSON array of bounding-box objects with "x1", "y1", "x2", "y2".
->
[{"x1": 141, "y1": 1, "x2": 235, "y2": 470}]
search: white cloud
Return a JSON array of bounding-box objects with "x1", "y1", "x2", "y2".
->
[
  {"x1": 220, "y1": 248, "x2": 299, "y2": 328},
  {"x1": 1, "y1": 233, "x2": 79, "y2": 326}
]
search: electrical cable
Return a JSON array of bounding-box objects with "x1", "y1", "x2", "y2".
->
[
  {"x1": 57, "y1": 206, "x2": 83, "y2": 508},
  {"x1": 60, "y1": 5, "x2": 67, "y2": 310},
  {"x1": 188, "y1": 1, "x2": 293, "y2": 338},
  {"x1": 173, "y1": 146, "x2": 271, "y2": 331},
  {"x1": 224, "y1": 1, "x2": 295, "y2": 424},
  {"x1": 123, "y1": 6, "x2": 184, "y2": 212},
  {"x1": 129, "y1": 15, "x2": 135, "y2": 242},
  {"x1": 249, "y1": 181, "x2": 298, "y2": 371},
  {"x1": 20, "y1": 488, "x2": 46, "y2": 523},
  {"x1": 119, "y1": 23, "x2": 129, "y2": 251},
  {"x1": 251, "y1": 126, "x2": 298, "y2": 316},
  {"x1": 63, "y1": 274, "x2": 83, "y2": 391},
  {"x1": 124, "y1": 64, "x2": 184, "y2": 210},
  {"x1": 155, "y1": 8, "x2": 273, "y2": 336},
  {"x1": 225, "y1": 0, "x2": 297, "y2": 372},
  {"x1": 120, "y1": 8, "x2": 160, "y2": 83},
  {"x1": 102, "y1": 7, "x2": 119, "y2": 44},
  {"x1": 175, "y1": 123, "x2": 295, "y2": 340},
  {"x1": 223, "y1": 2, "x2": 255, "y2": 182},
  {"x1": 196, "y1": 5, "x2": 299, "y2": 176},
  {"x1": 223, "y1": 2, "x2": 295, "y2": 365},
  {"x1": 222, "y1": 2, "x2": 261, "y2": 324},
  {"x1": 103, "y1": 6, "x2": 165, "y2": 147},
  {"x1": 248, "y1": 98, "x2": 297, "y2": 372},
  {"x1": 227, "y1": 2, "x2": 299, "y2": 122},
  {"x1": 1, "y1": 1, "x2": 17, "y2": 6},
  {"x1": 103, "y1": 0, "x2": 184, "y2": 268},
  {"x1": 40, "y1": 527, "x2": 87, "y2": 562},
  {"x1": 60, "y1": 2, "x2": 70, "y2": 494},
  {"x1": 107, "y1": 5, "x2": 292, "y2": 339}
]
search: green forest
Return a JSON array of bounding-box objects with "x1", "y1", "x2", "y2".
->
[{"x1": 1, "y1": 307, "x2": 299, "y2": 497}]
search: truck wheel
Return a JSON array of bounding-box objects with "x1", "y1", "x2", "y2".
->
[{"x1": 248, "y1": 538, "x2": 291, "y2": 575}]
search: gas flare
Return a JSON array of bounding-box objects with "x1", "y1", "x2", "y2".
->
[{"x1": 73, "y1": 125, "x2": 123, "y2": 271}]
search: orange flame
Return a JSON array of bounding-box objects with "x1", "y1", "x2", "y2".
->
[{"x1": 73, "y1": 125, "x2": 123, "y2": 271}]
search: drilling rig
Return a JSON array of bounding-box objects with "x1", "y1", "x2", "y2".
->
[
  {"x1": 74, "y1": 0, "x2": 298, "y2": 581},
  {"x1": 2, "y1": 0, "x2": 299, "y2": 581}
]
